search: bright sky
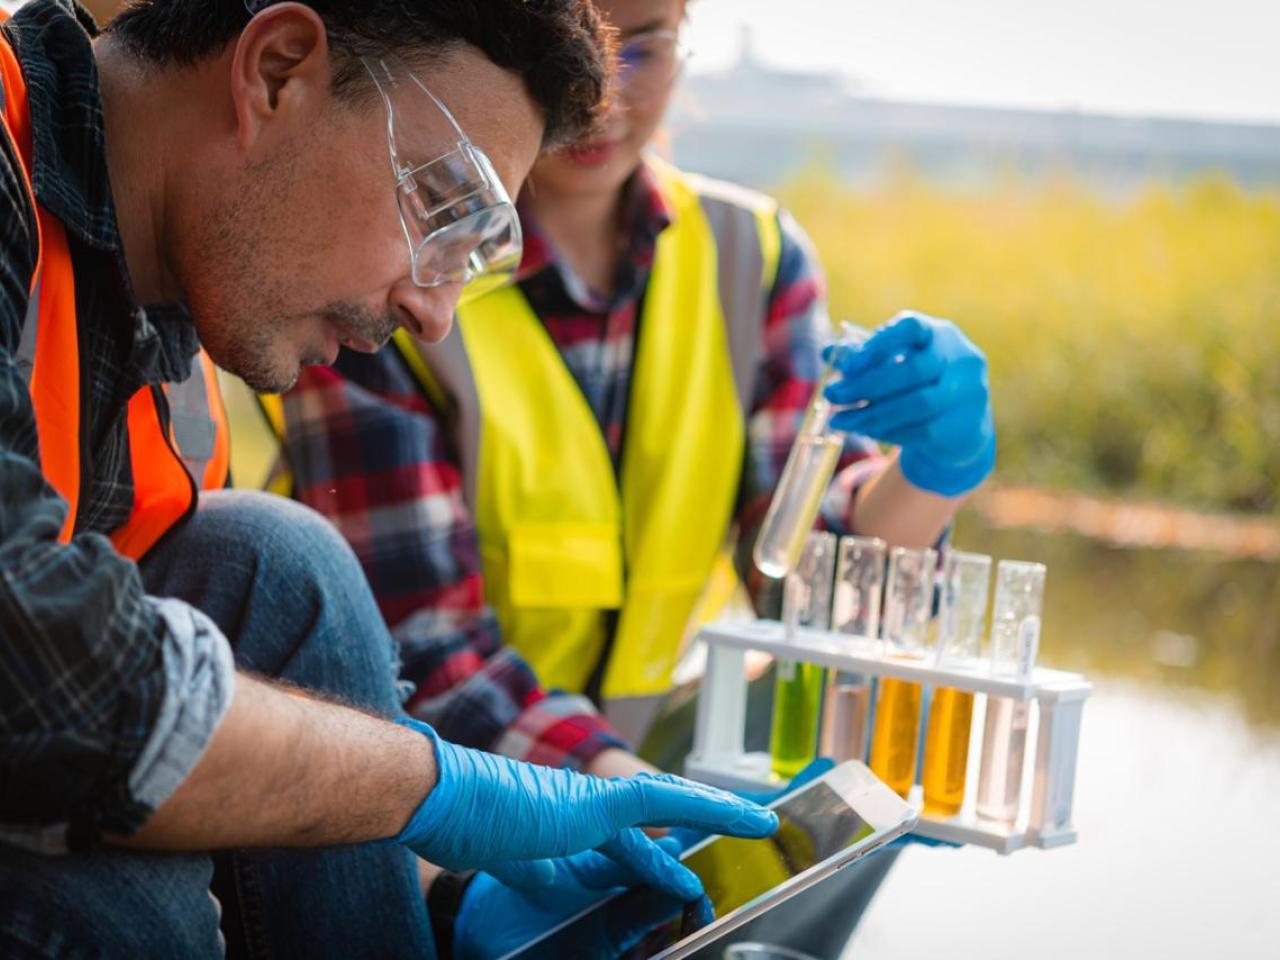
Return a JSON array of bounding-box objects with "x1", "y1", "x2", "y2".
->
[
  {"x1": 3, "y1": 0, "x2": 1272, "y2": 124},
  {"x1": 685, "y1": 0, "x2": 1280, "y2": 125}
]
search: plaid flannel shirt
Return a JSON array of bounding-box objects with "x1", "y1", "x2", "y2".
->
[
  {"x1": 0, "y1": 0, "x2": 234, "y2": 850},
  {"x1": 282, "y1": 161, "x2": 884, "y2": 766}
]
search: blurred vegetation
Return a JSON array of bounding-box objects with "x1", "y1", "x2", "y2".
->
[
  {"x1": 950, "y1": 515, "x2": 1280, "y2": 732},
  {"x1": 778, "y1": 162, "x2": 1280, "y2": 514}
]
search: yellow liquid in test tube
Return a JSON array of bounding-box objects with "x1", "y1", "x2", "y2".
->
[
  {"x1": 869, "y1": 678, "x2": 923, "y2": 798},
  {"x1": 753, "y1": 435, "x2": 843, "y2": 579},
  {"x1": 922, "y1": 687, "x2": 975, "y2": 816}
]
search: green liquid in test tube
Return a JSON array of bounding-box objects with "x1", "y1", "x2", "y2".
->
[
  {"x1": 771, "y1": 661, "x2": 826, "y2": 779},
  {"x1": 769, "y1": 531, "x2": 836, "y2": 779}
]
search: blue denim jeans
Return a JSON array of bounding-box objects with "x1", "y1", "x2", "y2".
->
[{"x1": 0, "y1": 491, "x2": 435, "y2": 959}]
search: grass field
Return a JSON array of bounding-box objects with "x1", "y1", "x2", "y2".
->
[{"x1": 779, "y1": 165, "x2": 1280, "y2": 514}]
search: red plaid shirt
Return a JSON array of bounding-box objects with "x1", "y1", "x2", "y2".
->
[{"x1": 282, "y1": 161, "x2": 884, "y2": 767}]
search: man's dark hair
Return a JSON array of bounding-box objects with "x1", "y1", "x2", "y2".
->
[{"x1": 107, "y1": 0, "x2": 614, "y2": 148}]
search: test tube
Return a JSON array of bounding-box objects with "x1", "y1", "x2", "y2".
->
[
  {"x1": 769, "y1": 531, "x2": 836, "y2": 779},
  {"x1": 753, "y1": 323, "x2": 870, "y2": 579},
  {"x1": 818, "y1": 535, "x2": 886, "y2": 763},
  {"x1": 921, "y1": 550, "x2": 991, "y2": 816},
  {"x1": 976, "y1": 560, "x2": 1046, "y2": 823},
  {"x1": 868, "y1": 545, "x2": 937, "y2": 798}
]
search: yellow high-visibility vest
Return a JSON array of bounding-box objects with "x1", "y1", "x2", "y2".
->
[{"x1": 393, "y1": 159, "x2": 781, "y2": 699}]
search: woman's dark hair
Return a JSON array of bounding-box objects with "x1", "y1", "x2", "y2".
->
[{"x1": 107, "y1": 0, "x2": 615, "y2": 148}]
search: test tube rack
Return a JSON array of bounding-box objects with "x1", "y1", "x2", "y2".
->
[{"x1": 685, "y1": 619, "x2": 1091, "y2": 855}]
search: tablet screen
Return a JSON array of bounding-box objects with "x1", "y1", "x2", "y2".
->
[{"x1": 508, "y1": 781, "x2": 878, "y2": 959}]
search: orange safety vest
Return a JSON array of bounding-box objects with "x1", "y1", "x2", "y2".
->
[{"x1": 1, "y1": 23, "x2": 229, "y2": 560}]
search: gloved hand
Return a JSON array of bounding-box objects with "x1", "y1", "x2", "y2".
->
[
  {"x1": 824, "y1": 312, "x2": 996, "y2": 497},
  {"x1": 668, "y1": 758, "x2": 961, "y2": 860},
  {"x1": 736, "y1": 757, "x2": 835, "y2": 806},
  {"x1": 392, "y1": 717, "x2": 778, "y2": 897},
  {"x1": 453, "y1": 839, "x2": 707, "y2": 960},
  {"x1": 667, "y1": 758, "x2": 835, "y2": 853}
]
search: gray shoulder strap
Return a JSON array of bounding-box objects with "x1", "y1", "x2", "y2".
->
[
  {"x1": 15, "y1": 274, "x2": 39, "y2": 384},
  {"x1": 693, "y1": 177, "x2": 777, "y2": 419},
  {"x1": 166, "y1": 361, "x2": 218, "y2": 481},
  {"x1": 413, "y1": 324, "x2": 482, "y2": 513}
]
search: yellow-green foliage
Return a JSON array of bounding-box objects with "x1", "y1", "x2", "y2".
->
[{"x1": 778, "y1": 164, "x2": 1280, "y2": 514}]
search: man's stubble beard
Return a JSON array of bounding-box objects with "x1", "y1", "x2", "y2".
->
[{"x1": 177, "y1": 157, "x2": 309, "y2": 395}]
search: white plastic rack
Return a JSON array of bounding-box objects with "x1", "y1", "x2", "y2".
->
[{"x1": 685, "y1": 619, "x2": 1091, "y2": 855}]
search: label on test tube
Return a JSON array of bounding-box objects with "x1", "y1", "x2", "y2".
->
[{"x1": 1017, "y1": 615, "x2": 1041, "y2": 680}]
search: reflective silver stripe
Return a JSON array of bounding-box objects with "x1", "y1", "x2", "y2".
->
[
  {"x1": 691, "y1": 175, "x2": 777, "y2": 420},
  {"x1": 413, "y1": 325, "x2": 482, "y2": 512},
  {"x1": 15, "y1": 274, "x2": 39, "y2": 385},
  {"x1": 166, "y1": 362, "x2": 217, "y2": 481}
]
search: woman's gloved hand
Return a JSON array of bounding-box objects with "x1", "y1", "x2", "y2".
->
[
  {"x1": 392, "y1": 717, "x2": 778, "y2": 896},
  {"x1": 824, "y1": 312, "x2": 996, "y2": 498},
  {"x1": 453, "y1": 839, "x2": 704, "y2": 960}
]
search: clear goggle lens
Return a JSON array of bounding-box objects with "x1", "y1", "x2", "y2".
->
[
  {"x1": 395, "y1": 143, "x2": 522, "y2": 303},
  {"x1": 365, "y1": 55, "x2": 523, "y2": 303},
  {"x1": 406, "y1": 204, "x2": 522, "y2": 303}
]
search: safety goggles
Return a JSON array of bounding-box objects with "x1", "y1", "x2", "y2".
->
[
  {"x1": 243, "y1": 3, "x2": 521, "y2": 304},
  {"x1": 363, "y1": 57, "x2": 523, "y2": 304}
]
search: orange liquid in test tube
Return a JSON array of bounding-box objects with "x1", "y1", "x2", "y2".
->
[
  {"x1": 922, "y1": 687, "x2": 975, "y2": 816},
  {"x1": 869, "y1": 677, "x2": 923, "y2": 798}
]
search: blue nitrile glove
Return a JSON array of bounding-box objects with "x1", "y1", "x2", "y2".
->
[
  {"x1": 392, "y1": 717, "x2": 778, "y2": 896},
  {"x1": 824, "y1": 312, "x2": 996, "y2": 497},
  {"x1": 736, "y1": 757, "x2": 835, "y2": 806},
  {"x1": 454, "y1": 838, "x2": 710, "y2": 960},
  {"x1": 669, "y1": 759, "x2": 960, "y2": 857},
  {"x1": 667, "y1": 758, "x2": 835, "y2": 852}
]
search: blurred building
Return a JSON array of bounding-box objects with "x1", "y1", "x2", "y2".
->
[{"x1": 669, "y1": 34, "x2": 1280, "y2": 190}]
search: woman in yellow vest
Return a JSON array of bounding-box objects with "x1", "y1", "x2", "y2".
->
[{"x1": 281, "y1": 0, "x2": 994, "y2": 779}]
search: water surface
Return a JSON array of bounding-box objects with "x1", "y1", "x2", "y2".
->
[{"x1": 849, "y1": 518, "x2": 1280, "y2": 958}]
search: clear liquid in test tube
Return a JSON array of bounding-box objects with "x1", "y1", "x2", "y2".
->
[
  {"x1": 819, "y1": 535, "x2": 886, "y2": 763},
  {"x1": 976, "y1": 560, "x2": 1046, "y2": 823},
  {"x1": 753, "y1": 323, "x2": 870, "y2": 579}
]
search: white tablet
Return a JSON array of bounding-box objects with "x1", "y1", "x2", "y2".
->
[{"x1": 505, "y1": 760, "x2": 918, "y2": 960}]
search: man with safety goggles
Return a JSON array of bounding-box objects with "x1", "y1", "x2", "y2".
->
[
  {"x1": 0, "y1": 1, "x2": 782, "y2": 957},
  {"x1": 362, "y1": 55, "x2": 524, "y2": 312}
]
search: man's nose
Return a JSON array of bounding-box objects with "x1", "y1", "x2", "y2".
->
[{"x1": 389, "y1": 278, "x2": 464, "y2": 343}]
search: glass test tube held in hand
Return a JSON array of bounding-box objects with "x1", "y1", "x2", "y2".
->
[
  {"x1": 868, "y1": 546, "x2": 937, "y2": 798},
  {"x1": 818, "y1": 535, "x2": 886, "y2": 763},
  {"x1": 753, "y1": 323, "x2": 870, "y2": 579},
  {"x1": 976, "y1": 560, "x2": 1047, "y2": 823},
  {"x1": 921, "y1": 550, "x2": 991, "y2": 816},
  {"x1": 769, "y1": 531, "x2": 836, "y2": 780}
]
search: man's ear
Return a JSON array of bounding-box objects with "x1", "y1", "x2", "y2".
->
[{"x1": 229, "y1": 1, "x2": 332, "y2": 151}]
